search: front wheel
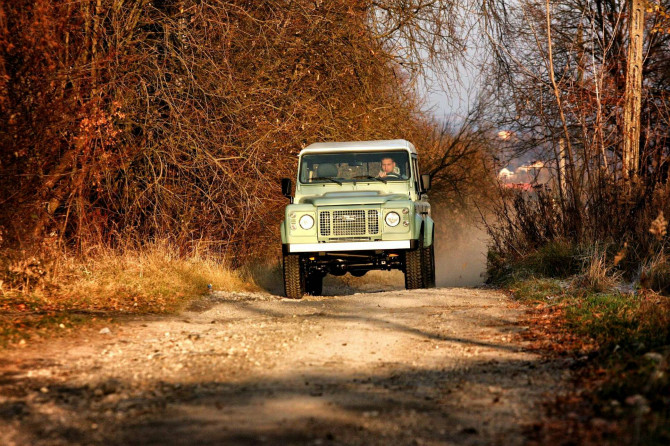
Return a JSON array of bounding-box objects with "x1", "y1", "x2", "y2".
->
[
  {"x1": 422, "y1": 242, "x2": 436, "y2": 288},
  {"x1": 283, "y1": 254, "x2": 305, "y2": 299},
  {"x1": 404, "y1": 239, "x2": 425, "y2": 290}
]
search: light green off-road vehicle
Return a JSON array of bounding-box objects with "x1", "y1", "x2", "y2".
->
[{"x1": 280, "y1": 139, "x2": 435, "y2": 299}]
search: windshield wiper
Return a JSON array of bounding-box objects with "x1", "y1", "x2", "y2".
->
[
  {"x1": 353, "y1": 175, "x2": 387, "y2": 184},
  {"x1": 312, "y1": 177, "x2": 343, "y2": 185}
]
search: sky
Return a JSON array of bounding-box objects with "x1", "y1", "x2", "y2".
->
[{"x1": 421, "y1": 14, "x2": 488, "y2": 122}]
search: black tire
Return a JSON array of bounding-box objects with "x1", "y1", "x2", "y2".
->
[
  {"x1": 306, "y1": 273, "x2": 323, "y2": 296},
  {"x1": 422, "y1": 241, "x2": 436, "y2": 288},
  {"x1": 404, "y1": 238, "x2": 424, "y2": 289},
  {"x1": 350, "y1": 270, "x2": 367, "y2": 277},
  {"x1": 283, "y1": 254, "x2": 305, "y2": 299}
]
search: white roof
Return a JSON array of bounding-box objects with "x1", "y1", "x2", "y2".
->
[
  {"x1": 498, "y1": 168, "x2": 514, "y2": 177},
  {"x1": 301, "y1": 139, "x2": 417, "y2": 155}
]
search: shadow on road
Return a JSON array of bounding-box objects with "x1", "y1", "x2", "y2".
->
[
  {"x1": 222, "y1": 299, "x2": 522, "y2": 353},
  {"x1": 0, "y1": 355, "x2": 552, "y2": 446}
]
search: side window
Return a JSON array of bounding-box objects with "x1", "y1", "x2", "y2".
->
[{"x1": 411, "y1": 157, "x2": 420, "y2": 194}]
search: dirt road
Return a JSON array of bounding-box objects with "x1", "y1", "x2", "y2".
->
[{"x1": 0, "y1": 276, "x2": 564, "y2": 445}]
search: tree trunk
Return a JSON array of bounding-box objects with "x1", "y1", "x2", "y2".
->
[{"x1": 622, "y1": 0, "x2": 644, "y2": 181}]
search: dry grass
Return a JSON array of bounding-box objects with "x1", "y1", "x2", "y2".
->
[
  {"x1": 569, "y1": 245, "x2": 621, "y2": 294},
  {"x1": 53, "y1": 246, "x2": 255, "y2": 313},
  {"x1": 640, "y1": 253, "x2": 670, "y2": 295},
  {"x1": 0, "y1": 243, "x2": 257, "y2": 345}
]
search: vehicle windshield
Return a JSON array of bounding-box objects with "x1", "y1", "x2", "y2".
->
[{"x1": 299, "y1": 151, "x2": 410, "y2": 184}]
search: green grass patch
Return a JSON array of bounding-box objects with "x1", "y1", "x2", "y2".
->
[
  {"x1": 0, "y1": 313, "x2": 91, "y2": 348},
  {"x1": 488, "y1": 240, "x2": 581, "y2": 285},
  {"x1": 564, "y1": 293, "x2": 670, "y2": 354},
  {"x1": 509, "y1": 277, "x2": 565, "y2": 303},
  {"x1": 510, "y1": 278, "x2": 670, "y2": 355}
]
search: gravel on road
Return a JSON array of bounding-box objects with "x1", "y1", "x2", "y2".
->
[{"x1": 0, "y1": 280, "x2": 564, "y2": 445}]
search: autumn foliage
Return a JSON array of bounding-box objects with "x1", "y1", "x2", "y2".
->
[{"x1": 0, "y1": 0, "x2": 462, "y2": 262}]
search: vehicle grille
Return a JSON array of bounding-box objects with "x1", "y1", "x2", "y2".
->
[
  {"x1": 319, "y1": 211, "x2": 331, "y2": 236},
  {"x1": 318, "y1": 209, "x2": 380, "y2": 237},
  {"x1": 368, "y1": 210, "x2": 379, "y2": 234},
  {"x1": 333, "y1": 210, "x2": 365, "y2": 235}
]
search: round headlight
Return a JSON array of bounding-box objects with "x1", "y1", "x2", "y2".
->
[
  {"x1": 299, "y1": 214, "x2": 314, "y2": 230},
  {"x1": 385, "y1": 211, "x2": 400, "y2": 227}
]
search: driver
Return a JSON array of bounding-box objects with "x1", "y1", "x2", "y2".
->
[{"x1": 378, "y1": 156, "x2": 400, "y2": 178}]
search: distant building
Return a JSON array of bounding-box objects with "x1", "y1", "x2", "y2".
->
[
  {"x1": 504, "y1": 183, "x2": 533, "y2": 191},
  {"x1": 498, "y1": 167, "x2": 514, "y2": 179},
  {"x1": 516, "y1": 160, "x2": 545, "y2": 172},
  {"x1": 499, "y1": 160, "x2": 552, "y2": 191}
]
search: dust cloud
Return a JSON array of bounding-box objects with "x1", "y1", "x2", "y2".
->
[
  {"x1": 433, "y1": 212, "x2": 488, "y2": 287},
  {"x1": 333, "y1": 212, "x2": 490, "y2": 289}
]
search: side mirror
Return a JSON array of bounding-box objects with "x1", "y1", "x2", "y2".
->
[
  {"x1": 281, "y1": 178, "x2": 293, "y2": 199},
  {"x1": 421, "y1": 174, "x2": 432, "y2": 192}
]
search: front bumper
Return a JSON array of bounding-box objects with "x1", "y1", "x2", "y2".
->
[{"x1": 285, "y1": 240, "x2": 412, "y2": 253}]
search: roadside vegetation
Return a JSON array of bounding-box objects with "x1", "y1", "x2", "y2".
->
[
  {"x1": 0, "y1": 243, "x2": 255, "y2": 346},
  {"x1": 488, "y1": 239, "x2": 670, "y2": 445},
  {"x1": 0, "y1": 0, "x2": 473, "y2": 262},
  {"x1": 480, "y1": 1, "x2": 670, "y2": 440}
]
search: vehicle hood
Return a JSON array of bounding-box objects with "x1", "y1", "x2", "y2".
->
[{"x1": 299, "y1": 191, "x2": 409, "y2": 206}]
